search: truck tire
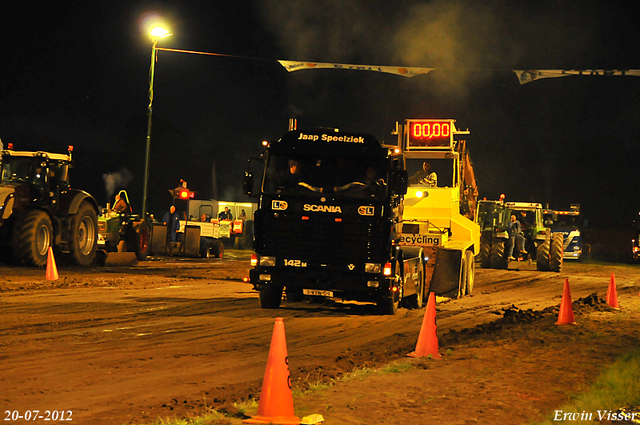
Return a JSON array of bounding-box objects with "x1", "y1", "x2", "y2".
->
[
  {"x1": 378, "y1": 292, "x2": 400, "y2": 315},
  {"x1": 131, "y1": 220, "x2": 152, "y2": 261},
  {"x1": 536, "y1": 235, "x2": 551, "y2": 271},
  {"x1": 285, "y1": 287, "x2": 304, "y2": 302},
  {"x1": 378, "y1": 261, "x2": 402, "y2": 315},
  {"x1": 259, "y1": 285, "x2": 283, "y2": 309},
  {"x1": 549, "y1": 233, "x2": 564, "y2": 272},
  {"x1": 465, "y1": 249, "x2": 475, "y2": 296},
  {"x1": 67, "y1": 201, "x2": 98, "y2": 266},
  {"x1": 479, "y1": 231, "x2": 492, "y2": 268},
  {"x1": 11, "y1": 209, "x2": 53, "y2": 267},
  {"x1": 490, "y1": 238, "x2": 507, "y2": 269}
]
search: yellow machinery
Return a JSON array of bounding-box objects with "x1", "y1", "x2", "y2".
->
[{"x1": 396, "y1": 119, "x2": 480, "y2": 298}]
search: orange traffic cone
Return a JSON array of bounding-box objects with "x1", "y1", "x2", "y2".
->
[
  {"x1": 555, "y1": 279, "x2": 576, "y2": 325},
  {"x1": 408, "y1": 292, "x2": 442, "y2": 359},
  {"x1": 46, "y1": 247, "x2": 59, "y2": 281},
  {"x1": 606, "y1": 273, "x2": 620, "y2": 310},
  {"x1": 244, "y1": 317, "x2": 300, "y2": 425}
]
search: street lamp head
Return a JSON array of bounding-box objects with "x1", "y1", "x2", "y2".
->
[{"x1": 149, "y1": 26, "x2": 172, "y2": 39}]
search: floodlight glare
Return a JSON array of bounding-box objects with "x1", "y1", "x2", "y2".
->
[{"x1": 150, "y1": 26, "x2": 171, "y2": 38}]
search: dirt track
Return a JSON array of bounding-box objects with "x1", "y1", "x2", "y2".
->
[{"x1": 1, "y1": 253, "x2": 639, "y2": 424}]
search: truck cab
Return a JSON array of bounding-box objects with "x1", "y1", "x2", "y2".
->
[{"x1": 245, "y1": 127, "x2": 409, "y2": 314}]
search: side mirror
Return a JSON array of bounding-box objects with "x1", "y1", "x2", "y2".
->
[
  {"x1": 392, "y1": 170, "x2": 408, "y2": 195},
  {"x1": 243, "y1": 171, "x2": 254, "y2": 196}
]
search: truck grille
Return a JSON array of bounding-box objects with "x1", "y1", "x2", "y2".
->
[{"x1": 262, "y1": 216, "x2": 386, "y2": 263}]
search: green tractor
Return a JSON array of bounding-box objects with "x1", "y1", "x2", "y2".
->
[
  {"x1": 0, "y1": 145, "x2": 99, "y2": 266},
  {"x1": 96, "y1": 190, "x2": 152, "y2": 265},
  {"x1": 476, "y1": 200, "x2": 563, "y2": 272}
]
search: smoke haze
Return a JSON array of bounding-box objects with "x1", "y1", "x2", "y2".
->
[
  {"x1": 102, "y1": 168, "x2": 134, "y2": 199},
  {"x1": 257, "y1": 0, "x2": 601, "y2": 98}
]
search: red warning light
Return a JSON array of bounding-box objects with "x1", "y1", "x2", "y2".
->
[{"x1": 172, "y1": 187, "x2": 195, "y2": 200}]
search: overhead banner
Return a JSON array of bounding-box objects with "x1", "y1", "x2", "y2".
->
[
  {"x1": 514, "y1": 69, "x2": 640, "y2": 85},
  {"x1": 278, "y1": 60, "x2": 435, "y2": 78}
]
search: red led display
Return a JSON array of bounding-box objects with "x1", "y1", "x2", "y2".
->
[{"x1": 407, "y1": 121, "x2": 453, "y2": 148}]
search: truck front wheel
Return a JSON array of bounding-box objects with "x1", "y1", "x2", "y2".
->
[
  {"x1": 12, "y1": 209, "x2": 53, "y2": 267},
  {"x1": 259, "y1": 285, "x2": 283, "y2": 309},
  {"x1": 378, "y1": 265, "x2": 402, "y2": 315},
  {"x1": 68, "y1": 202, "x2": 98, "y2": 266}
]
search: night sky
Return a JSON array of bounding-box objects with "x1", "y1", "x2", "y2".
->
[{"x1": 2, "y1": 0, "x2": 639, "y2": 228}]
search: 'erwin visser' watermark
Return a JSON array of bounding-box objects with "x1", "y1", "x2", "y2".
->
[{"x1": 554, "y1": 410, "x2": 637, "y2": 421}]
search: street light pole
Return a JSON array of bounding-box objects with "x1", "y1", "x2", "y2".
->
[
  {"x1": 142, "y1": 38, "x2": 158, "y2": 218},
  {"x1": 142, "y1": 26, "x2": 171, "y2": 218}
]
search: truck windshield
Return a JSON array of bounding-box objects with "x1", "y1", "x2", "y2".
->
[
  {"x1": 544, "y1": 213, "x2": 580, "y2": 229},
  {"x1": 263, "y1": 153, "x2": 388, "y2": 200},
  {"x1": 1, "y1": 157, "x2": 45, "y2": 184}
]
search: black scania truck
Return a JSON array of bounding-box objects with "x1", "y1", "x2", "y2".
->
[{"x1": 243, "y1": 126, "x2": 416, "y2": 314}]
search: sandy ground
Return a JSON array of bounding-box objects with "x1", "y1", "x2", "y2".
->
[{"x1": 1, "y1": 253, "x2": 639, "y2": 424}]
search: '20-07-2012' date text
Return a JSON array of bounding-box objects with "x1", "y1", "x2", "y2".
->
[{"x1": 4, "y1": 410, "x2": 72, "y2": 421}]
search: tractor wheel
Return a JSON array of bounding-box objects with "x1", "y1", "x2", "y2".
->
[
  {"x1": 549, "y1": 233, "x2": 564, "y2": 272},
  {"x1": 12, "y1": 209, "x2": 53, "y2": 267},
  {"x1": 131, "y1": 220, "x2": 152, "y2": 261},
  {"x1": 479, "y1": 231, "x2": 492, "y2": 268},
  {"x1": 259, "y1": 285, "x2": 283, "y2": 309},
  {"x1": 68, "y1": 202, "x2": 98, "y2": 266},
  {"x1": 465, "y1": 249, "x2": 475, "y2": 296},
  {"x1": 536, "y1": 235, "x2": 551, "y2": 271},
  {"x1": 405, "y1": 261, "x2": 424, "y2": 309},
  {"x1": 211, "y1": 240, "x2": 224, "y2": 258},
  {"x1": 200, "y1": 242, "x2": 211, "y2": 258},
  {"x1": 459, "y1": 253, "x2": 468, "y2": 297},
  {"x1": 490, "y1": 238, "x2": 508, "y2": 269}
]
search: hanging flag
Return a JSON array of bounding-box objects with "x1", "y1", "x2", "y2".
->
[
  {"x1": 278, "y1": 60, "x2": 435, "y2": 78},
  {"x1": 514, "y1": 69, "x2": 640, "y2": 85}
]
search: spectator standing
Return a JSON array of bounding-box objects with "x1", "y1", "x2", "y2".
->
[
  {"x1": 507, "y1": 214, "x2": 521, "y2": 260},
  {"x1": 218, "y1": 207, "x2": 233, "y2": 221},
  {"x1": 162, "y1": 205, "x2": 180, "y2": 243}
]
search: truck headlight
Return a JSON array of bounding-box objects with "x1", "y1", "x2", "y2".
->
[
  {"x1": 365, "y1": 263, "x2": 381, "y2": 273},
  {"x1": 259, "y1": 256, "x2": 276, "y2": 267}
]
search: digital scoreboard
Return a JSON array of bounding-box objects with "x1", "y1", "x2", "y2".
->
[{"x1": 406, "y1": 119, "x2": 455, "y2": 149}]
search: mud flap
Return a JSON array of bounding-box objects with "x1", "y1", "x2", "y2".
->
[
  {"x1": 183, "y1": 225, "x2": 201, "y2": 257},
  {"x1": 429, "y1": 247, "x2": 462, "y2": 298},
  {"x1": 151, "y1": 224, "x2": 167, "y2": 255}
]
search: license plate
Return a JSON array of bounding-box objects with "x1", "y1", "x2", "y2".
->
[{"x1": 303, "y1": 289, "x2": 333, "y2": 297}]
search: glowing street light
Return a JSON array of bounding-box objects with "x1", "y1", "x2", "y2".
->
[{"x1": 142, "y1": 24, "x2": 172, "y2": 218}]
